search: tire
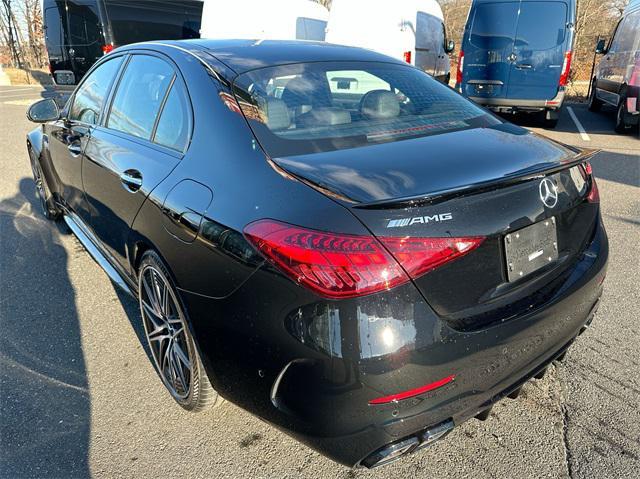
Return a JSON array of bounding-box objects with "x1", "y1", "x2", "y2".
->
[
  {"x1": 541, "y1": 110, "x2": 559, "y2": 129},
  {"x1": 138, "y1": 250, "x2": 221, "y2": 412},
  {"x1": 588, "y1": 80, "x2": 603, "y2": 112},
  {"x1": 614, "y1": 98, "x2": 631, "y2": 134},
  {"x1": 28, "y1": 147, "x2": 60, "y2": 221}
]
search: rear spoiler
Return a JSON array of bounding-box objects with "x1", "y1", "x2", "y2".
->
[{"x1": 354, "y1": 146, "x2": 600, "y2": 210}]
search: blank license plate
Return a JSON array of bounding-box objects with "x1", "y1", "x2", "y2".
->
[{"x1": 504, "y1": 218, "x2": 558, "y2": 282}]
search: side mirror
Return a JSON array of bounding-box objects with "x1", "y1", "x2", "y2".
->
[
  {"x1": 27, "y1": 98, "x2": 60, "y2": 123},
  {"x1": 595, "y1": 39, "x2": 607, "y2": 55},
  {"x1": 445, "y1": 40, "x2": 455, "y2": 54}
]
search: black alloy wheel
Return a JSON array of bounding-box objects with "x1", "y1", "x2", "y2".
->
[
  {"x1": 138, "y1": 251, "x2": 221, "y2": 411},
  {"x1": 28, "y1": 148, "x2": 59, "y2": 220}
]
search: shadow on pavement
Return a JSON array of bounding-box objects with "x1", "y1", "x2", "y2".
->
[
  {"x1": 591, "y1": 150, "x2": 640, "y2": 189},
  {"x1": 0, "y1": 178, "x2": 90, "y2": 478}
]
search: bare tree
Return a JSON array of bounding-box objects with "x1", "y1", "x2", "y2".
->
[
  {"x1": 18, "y1": 0, "x2": 46, "y2": 67},
  {"x1": 0, "y1": 0, "x2": 24, "y2": 68},
  {"x1": 313, "y1": 0, "x2": 332, "y2": 9}
]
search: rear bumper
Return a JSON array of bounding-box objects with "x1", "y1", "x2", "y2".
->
[
  {"x1": 183, "y1": 218, "x2": 608, "y2": 467},
  {"x1": 470, "y1": 90, "x2": 566, "y2": 112}
]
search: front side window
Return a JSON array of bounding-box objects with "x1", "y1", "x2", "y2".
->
[
  {"x1": 612, "y1": 12, "x2": 640, "y2": 53},
  {"x1": 107, "y1": 55, "x2": 174, "y2": 140},
  {"x1": 233, "y1": 61, "x2": 497, "y2": 157},
  {"x1": 68, "y1": 55, "x2": 124, "y2": 124}
]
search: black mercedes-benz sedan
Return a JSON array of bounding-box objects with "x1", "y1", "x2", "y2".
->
[{"x1": 26, "y1": 39, "x2": 608, "y2": 468}]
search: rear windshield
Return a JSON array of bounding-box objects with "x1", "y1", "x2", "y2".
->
[
  {"x1": 470, "y1": 2, "x2": 519, "y2": 50},
  {"x1": 233, "y1": 61, "x2": 498, "y2": 157},
  {"x1": 45, "y1": 2, "x2": 102, "y2": 47},
  {"x1": 516, "y1": 2, "x2": 567, "y2": 50}
]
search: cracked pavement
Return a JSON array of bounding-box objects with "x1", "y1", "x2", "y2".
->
[{"x1": 1, "y1": 88, "x2": 639, "y2": 478}]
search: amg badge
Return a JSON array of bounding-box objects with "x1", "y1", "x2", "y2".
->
[{"x1": 387, "y1": 213, "x2": 453, "y2": 228}]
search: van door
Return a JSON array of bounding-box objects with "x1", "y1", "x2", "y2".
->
[
  {"x1": 415, "y1": 11, "x2": 441, "y2": 76},
  {"x1": 507, "y1": 1, "x2": 569, "y2": 101},
  {"x1": 462, "y1": 1, "x2": 520, "y2": 99}
]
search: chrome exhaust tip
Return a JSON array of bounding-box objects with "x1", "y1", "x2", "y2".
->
[{"x1": 361, "y1": 420, "x2": 454, "y2": 468}]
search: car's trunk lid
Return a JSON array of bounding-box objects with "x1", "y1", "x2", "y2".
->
[{"x1": 272, "y1": 125, "x2": 600, "y2": 329}]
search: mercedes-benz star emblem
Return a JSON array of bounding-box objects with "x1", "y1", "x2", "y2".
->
[{"x1": 539, "y1": 178, "x2": 559, "y2": 208}]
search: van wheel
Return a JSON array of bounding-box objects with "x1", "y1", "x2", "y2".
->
[
  {"x1": 138, "y1": 250, "x2": 223, "y2": 412},
  {"x1": 543, "y1": 110, "x2": 559, "y2": 129},
  {"x1": 614, "y1": 98, "x2": 631, "y2": 134},
  {"x1": 588, "y1": 81, "x2": 602, "y2": 112}
]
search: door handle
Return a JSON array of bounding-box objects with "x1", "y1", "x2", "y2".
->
[
  {"x1": 120, "y1": 169, "x2": 143, "y2": 192},
  {"x1": 68, "y1": 143, "x2": 82, "y2": 156},
  {"x1": 516, "y1": 64, "x2": 532, "y2": 69}
]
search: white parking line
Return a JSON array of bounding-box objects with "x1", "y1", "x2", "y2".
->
[
  {"x1": 0, "y1": 87, "x2": 44, "y2": 94},
  {"x1": 567, "y1": 107, "x2": 591, "y2": 142},
  {"x1": 0, "y1": 92, "x2": 45, "y2": 99}
]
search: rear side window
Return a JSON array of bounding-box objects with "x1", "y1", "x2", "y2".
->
[
  {"x1": 470, "y1": 2, "x2": 519, "y2": 50},
  {"x1": 515, "y1": 2, "x2": 567, "y2": 50},
  {"x1": 69, "y1": 56, "x2": 124, "y2": 124},
  {"x1": 107, "y1": 55, "x2": 174, "y2": 140},
  {"x1": 153, "y1": 79, "x2": 191, "y2": 151}
]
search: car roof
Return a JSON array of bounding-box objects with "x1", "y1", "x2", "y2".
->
[{"x1": 140, "y1": 39, "x2": 408, "y2": 75}]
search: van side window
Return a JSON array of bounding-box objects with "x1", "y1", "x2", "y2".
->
[
  {"x1": 68, "y1": 56, "x2": 124, "y2": 125},
  {"x1": 153, "y1": 78, "x2": 191, "y2": 152},
  {"x1": 612, "y1": 12, "x2": 640, "y2": 53},
  {"x1": 107, "y1": 55, "x2": 174, "y2": 140}
]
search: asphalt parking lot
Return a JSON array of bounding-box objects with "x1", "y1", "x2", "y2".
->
[{"x1": 0, "y1": 85, "x2": 638, "y2": 479}]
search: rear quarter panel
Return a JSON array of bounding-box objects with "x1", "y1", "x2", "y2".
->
[{"x1": 127, "y1": 46, "x2": 366, "y2": 300}]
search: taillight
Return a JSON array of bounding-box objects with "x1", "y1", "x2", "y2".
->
[
  {"x1": 378, "y1": 236, "x2": 484, "y2": 279},
  {"x1": 559, "y1": 51, "x2": 572, "y2": 87},
  {"x1": 102, "y1": 44, "x2": 114, "y2": 54},
  {"x1": 581, "y1": 162, "x2": 600, "y2": 203},
  {"x1": 456, "y1": 50, "x2": 464, "y2": 85},
  {"x1": 244, "y1": 219, "x2": 484, "y2": 299},
  {"x1": 403, "y1": 51, "x2": 412, "y2": 64}
]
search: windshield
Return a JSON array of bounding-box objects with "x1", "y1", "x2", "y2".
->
[{"x1": 233, "y1": 61, "x2": 498, "y2": 157}]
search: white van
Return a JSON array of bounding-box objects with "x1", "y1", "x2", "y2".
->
[
  {"x1": 326, "y1": 0, "x2": 454, "y2": 83},
  {"x1": 200, "y1": 0, "x2": 329, "y2": 41}
]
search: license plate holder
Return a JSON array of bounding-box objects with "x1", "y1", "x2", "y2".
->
[{"x1": 504, "y1": 218, "x2": 558, "y2": 282}]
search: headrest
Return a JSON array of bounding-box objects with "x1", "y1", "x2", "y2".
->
[
  {"x1": 264, "y1": 98, "x2": 291, "y2": 131},
  {"x1": 281, "y1": 76, "x2": 331, "y2": 108},
  {"x1": 297, "y1": 108, "x2": 352, "y2": 128},
  {"x1": 360, "y1": 90, "x2": 400, "y2": 120}
]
